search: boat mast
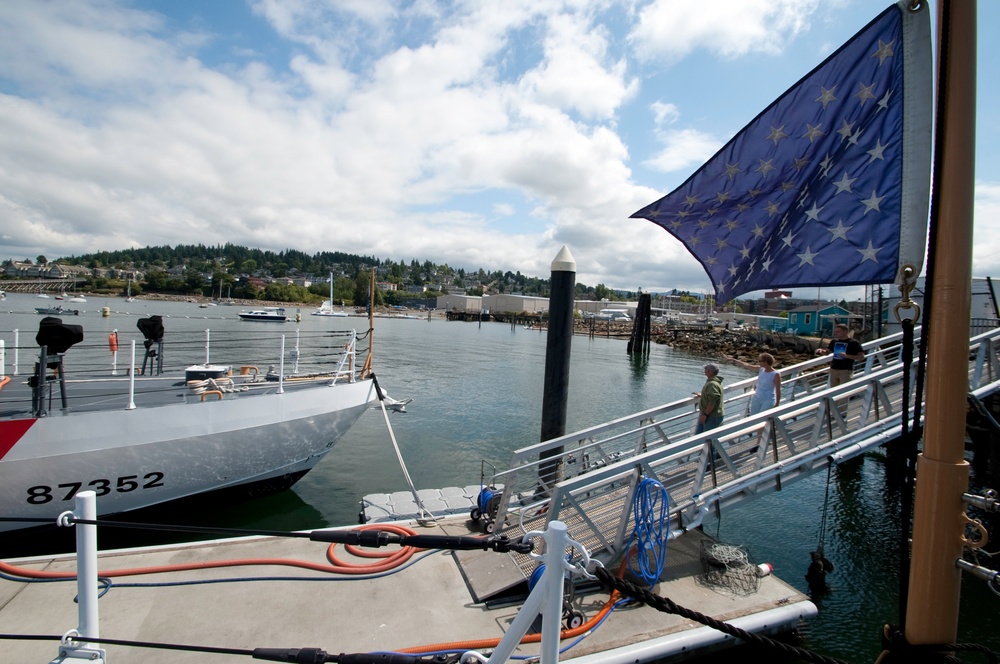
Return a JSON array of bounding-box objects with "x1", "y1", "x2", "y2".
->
[{"x1": 905, "y1": 0, "x2": 977, "y2": 645}]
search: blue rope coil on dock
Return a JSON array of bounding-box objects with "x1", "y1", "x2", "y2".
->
[{"x1": 627, "y1": 476, "x2": 671, "y2": 588}]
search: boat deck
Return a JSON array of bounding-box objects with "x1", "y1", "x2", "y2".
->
[{"x1": 0, "y1": 516, "x2": 815, "y2": 663}]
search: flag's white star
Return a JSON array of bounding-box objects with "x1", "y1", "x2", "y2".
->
[
  {"x1": 747, "y1": 188, "x2": 763, "y2": 199},
  {"x1": 802, "y1": 124, "x2": 825, "y2": 143},
  {"x1": 833, "y1": 172, "x2": 857, "y2": 195},
  {"x1": 855, "y1": 81, "x2": 876, "y2": 105},
  {"x1": 816, "y1": 86, "x2": 839, "y2": 109},
  {"x1": 724, "y1": 219, "x2": 739, "y2": 231},
  {"x1": 761, "y1": 257, "x2": 774, "y2": 272},
  {"x1": 684, "y1": 195, "x2": 701, "y2": 207},
  {"x1": 668, "y1": 220, "x2": 683, "y2": 230},
  {"x1": 872, "y1": 39, "x2": 895, "y2": 65},
  {"x1": 836, "y1": 119, "x2": 856, "y2": 142},
  {"x1": 697, "y1": 219, "x2": 711, "y2": 229},
  {"x1": 828, "y1": 220, "x2": 852, "y2": 241},
  {"x1": 857, "y1": 240, "x2": 882, "y2": 263},
  {"x1": 715, "y1": 237, "x2": 729, "y2": 250},
  {"x1": 675, "y1": 210, "x2": 692, "y2": 217},
  {"x1": 804, "y1": 204, "x2": 823, "y2": 222},
  {"x1": 779, "y1": 181, "x2": 796, "y2": 192},
  {"x1": 878, "y1": 90, "x2": 892, "y2": 112},
  {"x1": 752, "y1": 224, "x2": 766, "y2": 238},
  {"x1": 796, "y1": 246, "x2": 818, "y2": 266},
  {"x1": 756, "y1": 159, "x2": 777, "y2": 176},
  {"x1": 728, "y1": 264, "x2": 739, "y2": 277},
  {"x1": 867, "y1": 139, "x2": 888, "y2": 163},
  {"x1": 736, "y1": 203, "x2": 751, "y2": 212},
  {"x1": 764, "y1": 201, "x2": 781, "y2": 216},
  {"x1": 705, "y1": 255, "x2": 718, "y2": 266},
  {"x1": 782, "y1": 231, "x2": 796, "y2": 247},
  {"x1": 792, "y1": 156, "x2": 810, "y2": 171},
  {"x1": 819, "y1": 154, "x2": 834, "y2": 177},
  {"x1": 767, "y1": 126, "x2": 789, "y2": 144},
  {"x1": 861, "y1": 190, "x2": 885, "y2": 214},
  {"x1": 739, "y1": 244, "x2": 751, "y2": 260},
  {"x1": 715, "y1": 191, "x2": 732, "y2": 204},
  {"x1": 723, "y1": 163, "x2": 742, "y2": 180}
]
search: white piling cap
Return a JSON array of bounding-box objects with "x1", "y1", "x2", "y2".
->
[{"x1": 550, "y1": 246, "x2": 576, "y2": 273}]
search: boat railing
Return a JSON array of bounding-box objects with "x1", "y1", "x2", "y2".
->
[
  {"x1": 485, "y1": 327, "x2": 924, "y2": 532},
  {"x1": 506, "y1": 326, "x2": 1000, "y2": 565},
  {"x1": 0, "y1": 327, "x2": 364, "y2": 413}
]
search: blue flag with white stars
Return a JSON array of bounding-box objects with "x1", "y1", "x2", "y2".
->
[{"x1": 631, "y1": 1, "x2": 932, "y2": 302}]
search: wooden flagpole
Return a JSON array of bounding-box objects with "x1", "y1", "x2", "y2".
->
[{"x1": 904, "y1": 0, "x2": 977, "y2": 645}]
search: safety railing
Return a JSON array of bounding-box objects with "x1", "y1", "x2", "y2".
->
[
  {"x1": 485, "y1": 327, "x2": 921, "y2": 532},
  {"x1": 488, "y1": 326, "x2": 1000, "y2": 560}
]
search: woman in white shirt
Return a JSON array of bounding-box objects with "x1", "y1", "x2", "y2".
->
[{"x1": 748, "y1": 352, "x2": 781, "y2": 415}]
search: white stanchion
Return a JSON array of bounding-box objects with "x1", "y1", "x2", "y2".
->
[
  {"x1": 484, "y1": 521, "x2": 571, "y2": 664},
  {"x1": 52, "y1": 491, "x2": 106, "y2": 663}
]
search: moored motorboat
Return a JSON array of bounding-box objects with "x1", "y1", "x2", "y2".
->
[
  {"x1": 238, "y1": 307, "x2": 288, "y2": 322},
  {"x1": 0, "y1": 314, "x2": 379, "y2": 533},
  {"x1": 34, "y1": 305, "x2": 79, "y2": 315}
]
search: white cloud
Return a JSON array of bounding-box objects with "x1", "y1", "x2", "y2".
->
[
  {"x1": 973, "y1": 180, "x2": 1000, "y2": 277},
  {"x1": 629, "y1": 0, "x2": 819, "y2": 62}
]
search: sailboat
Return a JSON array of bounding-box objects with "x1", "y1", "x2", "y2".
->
[
  {"x1": 125, "y1": 274, "x2": 134, "y2": 302},
  {"x1": 312, "y1": 272, "x2": 348, "y2": 317}
]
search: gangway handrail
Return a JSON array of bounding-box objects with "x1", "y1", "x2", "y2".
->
[
  {"x1": 541, "y1": 363, "x2": 918, "y2": 558},
  {"x1": 489, "y1": 325, "x2": 1000, "y2": 563},
  {"x1": 485, "y1": 326, "x2": 930, "y2": 531}
]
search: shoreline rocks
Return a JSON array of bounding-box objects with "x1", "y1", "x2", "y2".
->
[{"x1": 653, "y1": 328, "x2": 818, "y2": 369}]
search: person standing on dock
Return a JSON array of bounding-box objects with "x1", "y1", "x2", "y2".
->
[
  {"x1": 815, "y1": 323, "x2": 865, "y2": 387},
  {"x1": 695, "y1": 363, "x2": 725, "y2": 433}
]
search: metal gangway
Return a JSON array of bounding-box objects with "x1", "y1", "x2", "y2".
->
[{"x1": 488, "y1": 325, "x2": 1000, "y2": 570}]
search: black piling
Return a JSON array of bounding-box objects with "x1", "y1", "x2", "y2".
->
[
  {"x1": 538, "y1": 246, "x2": 576, "y2": 493},
  {"x1": 627, "y1": 292, "x2": 652, "y2": 354}
]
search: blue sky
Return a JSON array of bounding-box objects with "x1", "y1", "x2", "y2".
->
[{"x1": 0, "y1": 0, "x2": 996, "y2": 301}]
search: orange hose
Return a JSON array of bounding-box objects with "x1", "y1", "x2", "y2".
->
[
  {"x1": 0, "y1": 522, "x2": 626, "y2": 654},
  {"x1": 397, "y1": 589, "x2": 621, "y2": 653},
  {"x1": 0, "y1": 524, "x2": 423, "y2": 579}
]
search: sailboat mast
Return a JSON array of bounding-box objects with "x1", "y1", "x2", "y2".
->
[{"x1": 905, "y1": 0, "x2": 977, "y2": 645}]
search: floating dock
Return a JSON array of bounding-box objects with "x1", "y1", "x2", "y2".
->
[{"x1": 1, "y1": 512, "x2": 815, "y2": 664}]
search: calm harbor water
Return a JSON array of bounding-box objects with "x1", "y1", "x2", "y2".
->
[{"x1": 1, "y1": 292, "x2": 997, "y2": 662}]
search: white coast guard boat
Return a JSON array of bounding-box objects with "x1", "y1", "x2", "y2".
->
[{"x1": 0, "y1": 314, "x2": 380, "y2": 533}]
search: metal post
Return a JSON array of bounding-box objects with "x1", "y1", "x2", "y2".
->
[
  {"x1": 75, "y1": 491, "x2": 100, "y2": 651},
  {"x1": 13, "y1": 329, "x2": 19, "y2": 375},
  {"x1": 906, "y1": 0, "x2": 976, "y2": 645},
  {"x1": 205, "y1": 329, "x2": 210, "y2": 365},
  {"x1": 127, "y1": 341, "x2": 136, "y2": 410},
  {"x1": 486, "y1": 521, "x2": 569, "y2": 664},
  {"x1": 278, "y1": 335, "x2": 285, "y2": 394}
]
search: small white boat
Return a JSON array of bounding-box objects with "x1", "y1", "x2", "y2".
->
[
  {"x1": 238, "y1": 307, "x2": 288, "y2": 322},
  {"x1": 312, "y1": 273, "x2": 348, "y2": 317}
]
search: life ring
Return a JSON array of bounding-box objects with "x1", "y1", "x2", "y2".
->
[{"x1": 108, "y1": 333, "x2": 119, "y2": 353}]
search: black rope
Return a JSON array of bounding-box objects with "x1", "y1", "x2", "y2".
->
[
  {"x1": 592, "y1": 566, "x2": 852, "y2": 664},
  {"x1": 0, "y1": 634, "x2": 455, "y2": 663}
]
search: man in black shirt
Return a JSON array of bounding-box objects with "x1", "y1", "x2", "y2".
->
[{"x1": 815, "y1": 323, "x2": 864, "y2": 386}]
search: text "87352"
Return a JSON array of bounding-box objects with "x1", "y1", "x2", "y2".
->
[{"x1": 26, "y1": 472, "x2": 165, "y2": 504}]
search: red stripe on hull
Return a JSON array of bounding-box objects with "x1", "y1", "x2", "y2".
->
[{"x1": 0, "y1": 419, "x2": 36, "y2": 460}]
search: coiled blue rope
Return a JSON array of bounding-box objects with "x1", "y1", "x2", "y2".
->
[{"x1": 626, "y1": 476, "x2": 671, "y2": 588}]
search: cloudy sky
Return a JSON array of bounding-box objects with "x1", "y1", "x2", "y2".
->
[{"x1": 0, "y1": 0, "x2": 997, "y2": 299}]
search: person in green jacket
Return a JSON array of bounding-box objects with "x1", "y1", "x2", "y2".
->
[{"x1": 695, "y1": 363, "x2": 725, "y2": 433}]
